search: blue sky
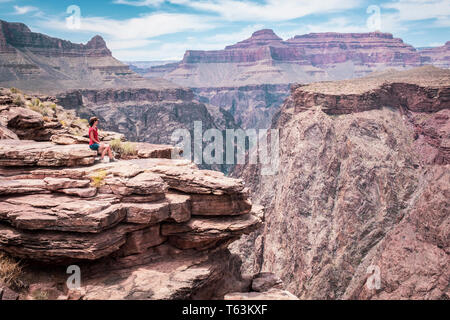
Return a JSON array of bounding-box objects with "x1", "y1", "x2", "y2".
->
[{"x1": 0, "y1": 0, "x2": 449, "y2": 61}]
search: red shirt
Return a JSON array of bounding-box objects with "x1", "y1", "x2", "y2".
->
[{"x1": 89, "y1": 127, "x2": 98, "y2": 145}]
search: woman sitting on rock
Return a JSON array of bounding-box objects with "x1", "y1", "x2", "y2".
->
[{"x1": 88, "y1": 117, "x2": 115, "y2": 163}]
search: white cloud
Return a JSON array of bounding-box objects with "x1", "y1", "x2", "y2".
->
[
  {"x1": 13, "y1": 5, "x2": 38, "y2": 15},
  {"x1": 205, "y1": 24, "x2": 264, "y2": 44},
  {"x1": 190, "y1": 0, "x2": 361, "y2": 21},
  {"x1": 39, "y1": 11, "x2": 222, "y2": 60},
  {"x1": 113, "y1": 0, "x2": 165, "y2": 6},
  {"x1": 41, "y1": 13, "x2": 217, "y2": 40},
  {"x1": 279, "y1": 17, "x2": 370, "y2": 39},
  {"x1": 380, "y1": 0, "x2": 450, "y2": 32},
  {"x1": 113, "y1": 0, "x2": 362, "y2": 22},
  {"x1": 382, "y1": 0, "x2": 450, "y2": 22},
  {"x1": 106, "y1": 39, "x2": 159, "y2": 50}
]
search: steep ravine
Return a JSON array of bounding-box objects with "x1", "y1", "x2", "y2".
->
[
  {"x1": 231, "y1": 67, "x2": 450, "y2": 299},
  {"x1": 56, "y1": 87, "x2": 239, "y2": 173},
  {"x1": 192, "y1": 84, "x2": 291, "y2": 129}
]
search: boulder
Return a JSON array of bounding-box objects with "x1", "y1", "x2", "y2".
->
[
  {"x1": 251, "y1": 272, "x2": 283, "y2": 292},
  {"x1": 0, "y1": 194, "x2": 125, "y2": 232},
  {"x1": 0, "y1": 127, "x2": 18, "y2": 140},
  {"x1": 122, "y1": 201, "x2": 170, "y2": 224},
  {"x1": 0, "y1": 140, "x2": 97, "y2": 167},
  {"x1": 50, "y1": 134, "x2": 89, "y2": 145},
  {"x1": 166, "y1": 192, "x2": 191, "y2": 223}
]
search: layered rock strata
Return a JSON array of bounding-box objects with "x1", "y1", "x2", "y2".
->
[
  {"x1": 231, "y1": 66, "x2": 450, "y2": 299},
  {"x1": 0, "y1": 19, "x2": 175, "y2": 93},
  {"x1": 0, "y1": 91, "x2": 273, "y2": 300},
  {"x1": 144, "y1": 29, "x2": 450, "y2": 88}
]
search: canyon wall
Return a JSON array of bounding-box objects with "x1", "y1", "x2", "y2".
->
[
  {"x1": 138, "y1": 29, "x2": 449, "y2": 130},
  {"x1": 144, "y1": 29, "x2": 450, "y2": 88},
  {"x1": 193, "y1": 84, "x2": 291, "y2": 129},
  {"x1": 231, "y1": 66, "x2": 450, "y2": 299},
  {"x1": 0, "y1": 87, "x2": 299, "y2": 300},
  {"x1": 0, "y1": 20, "x2": 175, "y2": 93}
]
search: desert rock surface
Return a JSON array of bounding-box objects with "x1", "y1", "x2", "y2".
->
[{"x1": 232, "y1": 67, "x2": 450, "y2": 299}]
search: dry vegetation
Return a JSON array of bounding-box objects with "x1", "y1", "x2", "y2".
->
[
  {"x1": 90, "y1": 169, "x2": 108, "y2": 188},
  {"x1": 0, "y1": 252, "x2": 25, "y2": 289},
  {"x1": 110, "y1": 138, "x2": 137, "y2": 157},
  {"x1": 5, "y1": 87, "x2": 90, "y2": 137}
]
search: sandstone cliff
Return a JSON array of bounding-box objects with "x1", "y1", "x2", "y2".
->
[
  {"x1": 0, "y1": 20, "x2": 175, "y2": 93},
  {"x1": 138, "y1": 29, "x2": 449, "y2": 131},
  {"x1": 144, "y1": 29, "x2": 450, "y2": 88},
  {"x1": 0, "y1": 88, "x2": 299, "y2": 300},
  {"x1": 419, "y1": 42, "x2": 450, "y2": 69},
  {"x1": 231, "y1": 66, "x2": 450, "y2": 299}
]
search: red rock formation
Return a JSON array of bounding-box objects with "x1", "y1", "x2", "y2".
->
[
  {"x1": 145, "y1": 29, "x2": 449, "y2": 89},
  {"x1": 0, "y1": 91, "x2": 274, "y2": 300},
  {"x1": 226, "y1": 29, "x2": 284, "y2": 49},
  {"x1": 0, "y1": 20, "x2": 111, "y2": 58},
  {"x1": 419, "y1": 42, "x2": 450, "y2": 68},
  {"x1": 0, "y1": 19, "x2": 176, "y2": 93},
  {"x1": 231, "y1": 67, "x2": 450, "y2": 299},
  {"x1": 286, "y1": 32, "x2": 421, "y2": 65}
]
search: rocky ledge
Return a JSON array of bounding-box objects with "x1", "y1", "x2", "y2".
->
[
  {"x1": 0, "y1": 150, "x2": 259, "y2": 262},
  {"x1": 0, "y1": 88, "x2": 297, "y2": 300},
  {"x1": 0, "y1": 143, "x2": 262, "y2": 299},
  {"x1": 286, "y1": 66, "x2": 450, "y2": 165}
]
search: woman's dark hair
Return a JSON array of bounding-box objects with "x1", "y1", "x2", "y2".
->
[{"x1": 89, "y1": 117, "x2": 98, "y2": 127}]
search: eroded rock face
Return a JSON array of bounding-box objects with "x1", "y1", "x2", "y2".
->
[
  {"x1": 0, "y1": 19, "x2": 176, "y2": 93},
  {"x1": 233, "y1": 67, "x2": 450, "y2": 299},
  {"x1": 419, "y1": 42, "x2": 450, "y2": 69},
  {"x1": 144, "y1": 30, "x2": 449, "y2": 88},
  {"x1": 0, "y1": 136, "x2": 261, "y2": 299},
  {"x1": 192, "y1": 84, "x2": 291, "y2": 129},
  {"x1": 0, "y1": 157, "x2": 259, "y2": 261}
]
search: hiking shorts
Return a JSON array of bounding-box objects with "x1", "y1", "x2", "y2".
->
[{"x1": 89, "y1": 143, "x2": 100, "y2": 151}]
